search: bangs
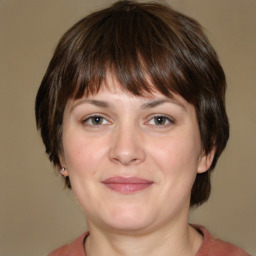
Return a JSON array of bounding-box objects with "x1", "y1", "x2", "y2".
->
[{"x1": 58, "y1": 4, "x2": 199, "y2": 102}]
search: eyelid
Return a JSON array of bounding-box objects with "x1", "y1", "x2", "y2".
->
[
  {"x1": 82, "y1": 114, "x2": 112, "y2": 126},
  {"x1": 145, "y1": 114, "x2": 175, "y2": 127}
]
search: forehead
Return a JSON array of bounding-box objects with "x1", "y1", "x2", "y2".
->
[
  {"x1": 72, "y1": 71, "x2": 147, "y2": 97},
  {"x1": 66, "y1": 73, "x2": 191, "y2": 113},
  {"x1": 76, "y1": 70, "x2": 159, "y2": 98}
]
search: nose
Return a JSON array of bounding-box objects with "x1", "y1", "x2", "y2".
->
[{"x1": 109, "y1": 124, "x2": 146, "y2": 166}]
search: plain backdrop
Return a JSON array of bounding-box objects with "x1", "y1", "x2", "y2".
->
[{"x1": 0, "y1": 0, "x2": 255, "y2": 255}]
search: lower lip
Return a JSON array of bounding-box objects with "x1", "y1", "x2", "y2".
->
[{"x1": 103, "y1": 183, "x2": 153, "y2": 194}]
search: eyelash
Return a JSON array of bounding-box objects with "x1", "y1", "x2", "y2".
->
[
  {"x1": 146, "y1": 115, "x2": 175, "y2": 128},
  {"x1": 82, "y1": 114, "x2": 174, "y2": 128},
  {"x1": 82, "y1": 115, "x2": 111, "y2": 127}
]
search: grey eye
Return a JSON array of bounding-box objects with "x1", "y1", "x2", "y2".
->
[
  {"x1": 84, "y1": 116, "x2": 109, "y2": 126},
  {"x1": 91, "y1": 116, "x2": 104, "y2": 125},
  {"x1": 153, "y1": 116, "x2": 169, "y2": 125}
]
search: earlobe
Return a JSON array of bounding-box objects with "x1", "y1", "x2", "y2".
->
[
  {"x1": 197, "y1": 149, "x2": 215, "y2": 174},
  {"x1": 60, "y1": 167, "x2": 69, "y2": 177},
  {"x1": 59, "y1": 155, "x2": 69, "y2": 177}
]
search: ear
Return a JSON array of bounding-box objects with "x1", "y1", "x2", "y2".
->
[
  {"x1": 59, "y1": 154, "x2": 69, "y2": 177},
  {"x1": 60, "y1": 168, "x2": 69, "y2": 177},
  {"x1": 197, "y1": 148, "x2": 215, "y2": 174}
]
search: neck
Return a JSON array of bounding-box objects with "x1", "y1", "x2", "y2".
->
[{"x1": 85, "y1": 219, "x2": 203, "y2": 256}]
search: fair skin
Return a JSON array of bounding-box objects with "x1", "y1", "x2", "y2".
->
[{"x1": 60, "y1": 75, "x2": 214, "y2": 256}]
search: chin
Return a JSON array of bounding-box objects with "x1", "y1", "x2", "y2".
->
[
  {"x1": 107, "y1": 219, "x2": 153, "y2": 234},
  {"x1": 99, "y1": 206, "x2": 156, "y2": 233}
]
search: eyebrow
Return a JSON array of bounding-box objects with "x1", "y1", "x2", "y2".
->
[
  {"x1": 141, "y1": 98, "x2": 186, "y2": 110},
  {"x1": 71, "y1": 99, "x2": 111, "y2": 111}
]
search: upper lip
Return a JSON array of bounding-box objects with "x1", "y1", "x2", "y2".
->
[{"x1": 102, "y1": 176, "x2": 153, "y2": 184}]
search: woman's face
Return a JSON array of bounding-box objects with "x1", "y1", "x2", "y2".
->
[{"x1": 61, "y1": 75, "x2": 213, "y2": 234}]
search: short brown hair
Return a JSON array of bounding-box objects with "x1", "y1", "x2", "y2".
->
[{"x1": 35, "y1": 0, "x2": 229, "y2": 207}]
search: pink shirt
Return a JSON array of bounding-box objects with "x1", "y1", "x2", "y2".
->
[{"x1": 48, "y1": 225, "x2": 250, "y2": 256}]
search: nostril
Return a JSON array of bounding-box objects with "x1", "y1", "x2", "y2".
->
[
  {"x1": 111, "y1": 156, "x2": 140, "y2": 165},
  {"x1": 109, "y1": 148, "x2": 146, "y2": 165}
]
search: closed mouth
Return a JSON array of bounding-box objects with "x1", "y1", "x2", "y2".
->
[{"x1": 102, "y1": 176, "x2": 154, "y2": 194}]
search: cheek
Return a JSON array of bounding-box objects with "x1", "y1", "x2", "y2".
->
[
  {"x1": 149, "y1": 133, "x2": 201, "y2": 176},
  {"x1": 62, "y1": 133, "x2": 107, "y2": 176}
]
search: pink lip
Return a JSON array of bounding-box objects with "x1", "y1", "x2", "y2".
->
[{"x1": 102, "y1": 176, "x2": 154, "y2": 194}]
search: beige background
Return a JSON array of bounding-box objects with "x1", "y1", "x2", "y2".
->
[{"x1": 1, "y1": 0, "x2": 255, "y2": 255}]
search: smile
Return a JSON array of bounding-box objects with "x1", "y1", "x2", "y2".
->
[{"x1": 102, "y1": 176, "x2": 154, "y2": 194}]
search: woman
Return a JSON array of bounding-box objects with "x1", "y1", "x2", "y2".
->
[{"x1": 35, "y1": 1, "x2": 250, "y2": 255}]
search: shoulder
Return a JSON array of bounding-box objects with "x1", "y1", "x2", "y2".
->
[
  {"x1": 47, "y1": 232, "x2": 88, "y2": 256},
  {"x1": 193, "y1": 224, "x2": 250, "y2": 256}
]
